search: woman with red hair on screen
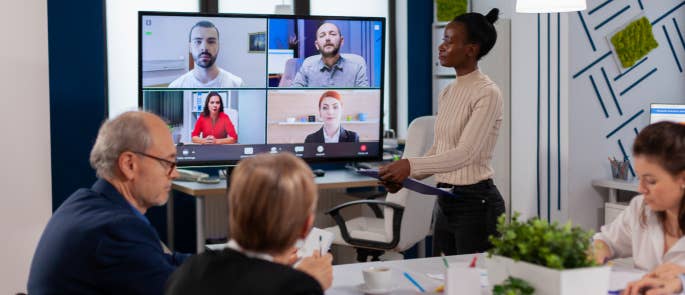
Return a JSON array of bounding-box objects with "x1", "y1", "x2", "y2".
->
[
  {"x1": 191, "y1": 91, "x2": 238, "y2": 144},
  {"x1": 304, "y1": 90, "x2": 359, "y2": 143}
]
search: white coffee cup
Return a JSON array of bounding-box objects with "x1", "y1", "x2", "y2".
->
[{"x1": 362, "y1": 266, "x2": 392, "y2": 290}]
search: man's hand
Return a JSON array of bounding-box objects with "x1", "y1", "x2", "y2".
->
[
  {"x1": 378, "y1": 159, "x2": 411, "y2": 184},
  {"x1": 295, "y1": 251, "x2": 333, "y2": 290}
]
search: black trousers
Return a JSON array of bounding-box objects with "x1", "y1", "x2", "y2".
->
[{"x1": 432, "y1": 179, "x2": 505, "y2": 256}]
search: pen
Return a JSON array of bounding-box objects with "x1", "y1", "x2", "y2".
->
[
  {"x1": 403, "y1": 272, "x2": 425, "y2": 292},
  {"x1": 318, "y1": 235, "x2": 323, "y2": 256},
  {"x1": 440, "y1": 252, "x2": 449, "y2": 268},
  {"x1": 469, "y1": 255, "x2": 478, "y2": 268}
]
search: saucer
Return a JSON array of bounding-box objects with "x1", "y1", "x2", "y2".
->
[{"x1": 357, "y1": 283, "x2": 395, "y2": 294}]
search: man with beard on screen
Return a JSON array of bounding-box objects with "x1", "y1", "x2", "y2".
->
[
  {"x1": 169, "y1": 20, "x2": 244, "y2": 88},
  {"x1": 290, "y1": 22, "x2": 369, "y2": 87}
]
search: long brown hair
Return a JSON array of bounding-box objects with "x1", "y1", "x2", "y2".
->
[{"x1": 634, "y1": 121, "x2": 685, "y2": 232}]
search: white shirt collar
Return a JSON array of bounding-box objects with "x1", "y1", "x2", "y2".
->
[
  {"x1": 227, "y1": 239, "x2": 274, "y2": 262},
  {"x1": 323, "y1": 126, "x2": 341, "y2": 143}
]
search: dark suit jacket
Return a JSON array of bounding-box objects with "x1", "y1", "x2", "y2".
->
[
  {"x1": 304, "y1": 126, "x2": 359, "y2": 143},
  {"x1": 27, "y1": 179, "x2": 190, "y2": 295},
  {"x1": 166, "y1": 248, "x2": 323, "y2": 295}
]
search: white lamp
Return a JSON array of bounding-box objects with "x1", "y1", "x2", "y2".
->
[{"x1": 516, "y1": 0, "x2": 586, "y2": 13}]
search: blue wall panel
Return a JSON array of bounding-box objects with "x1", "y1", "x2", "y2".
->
[
  {"x1": 407, "y1": 0, "x2": 434, "y2": 123},
  {"x1": 47, "y1": 0, "x2": 107, "y2": 211}
]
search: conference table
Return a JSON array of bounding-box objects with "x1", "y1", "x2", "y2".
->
[
  {"x1": 327, "y1": 253, "x2": 643, "y2": 295},
  {"x1": 170, "y1": 169, "x2": 379, "y2": 253},
  {"x1": 328, "y1": 254, "x2": 477, "y2": 295}
]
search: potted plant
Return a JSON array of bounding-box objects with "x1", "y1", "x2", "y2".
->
[{"x1": 485, "y1": 213, "x2": 611, "y2": 295}]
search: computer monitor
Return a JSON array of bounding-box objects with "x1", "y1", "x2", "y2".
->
[
  {"x1": 139, "y1": 12, "x2": 385, "y2": 166},
  {"x1": 649, "y1": 103, "x2": 685, "y2": 124}
]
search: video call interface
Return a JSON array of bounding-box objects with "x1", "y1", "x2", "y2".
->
[{"x1": 139, "y1": 12, "x2": 385, "y2": 165}]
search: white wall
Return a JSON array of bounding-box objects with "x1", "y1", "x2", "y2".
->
[
  {"x1": 511, "y1": 0, "x2": 685, "y2": 230},
  {"x1": 567, "y1": 0, "x2": 685, "y2": 229},
  {"x1": 107, "y1": 0, "x2": 199, "y2": 118},
  {"x1": 0, "y1": 0, "x2": 52, "y2": 293}
]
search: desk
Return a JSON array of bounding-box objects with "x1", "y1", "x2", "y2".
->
[
  {"x1": 591, "y1": 178, "x2": 639, "y2": 203},
  {"x1": 328, "y1": 254, "x2": 641, "y2": 295},
  {"x1": 170, "y1": 169, "x2": 378, "y2": 253},
  {"x1": 592, "y1": 179, "x2": 640, "y2": 225},
  {"x1": 328, "y1": 254, "x2": 478, "y2": 294}
]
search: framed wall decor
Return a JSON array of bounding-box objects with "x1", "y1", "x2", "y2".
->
[{"x1": 249, "y1": 31, "x2": 266, "y2": 52}]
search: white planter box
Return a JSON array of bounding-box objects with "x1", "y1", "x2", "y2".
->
[{"x1": 485, "y1": 255, "x2": 611, "y2": 295}]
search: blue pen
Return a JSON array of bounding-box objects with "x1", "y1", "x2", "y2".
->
[
  {"x1": 403, "y1": 272, "x2": 425, "y2": 292},
  {"x1": 607, "y1": 290, "x2": 621, "y2": 295}
]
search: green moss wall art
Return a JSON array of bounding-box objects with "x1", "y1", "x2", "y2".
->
[
  {"x1": 610, "y1": 17, "x2": 659, "y2": 68},
  {"x1": 436, "y1": 0, "x2": 467, "y2": 22}
]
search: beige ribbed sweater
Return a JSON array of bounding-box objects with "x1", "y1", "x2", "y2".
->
[{"x1": 408, "y1": 69, "x2": 502, "y2": 185}]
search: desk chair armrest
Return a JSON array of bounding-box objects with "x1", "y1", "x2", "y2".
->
[{"x1": 326, "y1": 200, "x2": 405, "y2": 250}]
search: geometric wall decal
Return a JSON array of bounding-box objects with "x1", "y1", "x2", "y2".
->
[{"x1": 610, "y1": 16, "x2": 659, "y2": 68}]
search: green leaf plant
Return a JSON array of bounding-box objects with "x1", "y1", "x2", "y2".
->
[
  {"x1": 611, "y1": 17, "x2": 659, "y2": 68},
  {"x1": 493, "y1": 276, "x2": 535, "y2": 295},
  {"x1": 488, "y1": 212, "x2": 598, "y2": 269},
  {"x1": 436, "y1": 0, "x2": 468, "y2": 22}
]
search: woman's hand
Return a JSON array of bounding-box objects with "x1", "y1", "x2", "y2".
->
[
  {"x1": 622, "y1": 263, "x2": 685, "y2": 295},
  {"x1": 379, "y1": 181, "x2": 403, "y2": 194},
  {"x1": 378, "y1": 159, "x2": 411, "y2": 184},
  {"x1": 203, "y1": 135, "x2": 215, "y2": 144},
  {"x1": 624, "y1": 276, "x2": 683, "y2": 295},
  {"x1": 645, "y1": 263, "x2": 685, "y2": 279},
  {"x1": 273, "y1": 246, "x2": 299, "y2": 266},
  {"x1": 590, "y1": 240, "x2": 611, "y2": 265},
  {"x1": 295, "y1": 251, "x2": 333, "y2": 290}
]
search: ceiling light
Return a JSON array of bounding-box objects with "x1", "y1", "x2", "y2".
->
[{"x1": 516, "y1": 0, "x2": 586, "y2": 13}]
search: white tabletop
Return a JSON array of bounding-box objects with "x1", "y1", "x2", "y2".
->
[
  {"x1": 327, "y1": 254, "x2": 644, "y2": 295},
  {"x1": 328, "y1": 254, "x2": 486, "y2": 295}
]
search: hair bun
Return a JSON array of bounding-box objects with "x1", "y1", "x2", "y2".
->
[{"x1": 485, "y1": 8, "x2": 500, "y2": 24}]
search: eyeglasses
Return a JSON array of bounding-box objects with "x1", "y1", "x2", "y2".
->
[{"x1": 132, "y1": 151, "x2": 177, "y2": 176}]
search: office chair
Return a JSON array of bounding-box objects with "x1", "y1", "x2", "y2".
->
[{"x1": 325, "y1": 116, "x2": 437, "y2": 262}]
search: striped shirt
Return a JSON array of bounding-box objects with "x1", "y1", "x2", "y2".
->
[{"x1": 408, "y1": 69, "x2": 502, "y2": 185}]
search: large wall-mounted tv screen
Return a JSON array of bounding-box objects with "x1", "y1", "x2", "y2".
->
[{"x1": 139, "y1": 12, "x2": 385, "y2": 166}]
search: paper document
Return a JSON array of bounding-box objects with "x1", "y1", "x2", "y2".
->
[
  {"x1": 609, "y1": 268, "x2": 646, "y2": 292},
  {"x1": 296, "y1": 227, "x2": 334, "y2": 258},
  {"x1": 357, "y1": 169, "x2": 458, "y2": 198}
]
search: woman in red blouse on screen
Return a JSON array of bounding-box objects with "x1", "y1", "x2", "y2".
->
[{"x1": 191, "y1": 91, "x2": 238, "y2": 144}]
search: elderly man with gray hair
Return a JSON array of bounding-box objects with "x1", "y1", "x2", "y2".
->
[{"x1": 28, "y1": 111, "x2": 190, "y2": 295}]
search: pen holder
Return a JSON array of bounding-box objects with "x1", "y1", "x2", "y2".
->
[
  {"x1": 445, "y1": 265, "x2": 481, "y2": 295},
  {"x1": 609, "y1": 158, "x2": 630, "y2": 180}
]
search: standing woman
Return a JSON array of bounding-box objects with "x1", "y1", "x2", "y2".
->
[{"x1": 379, "y1": 8, "x2": 504, "y2": 255}]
